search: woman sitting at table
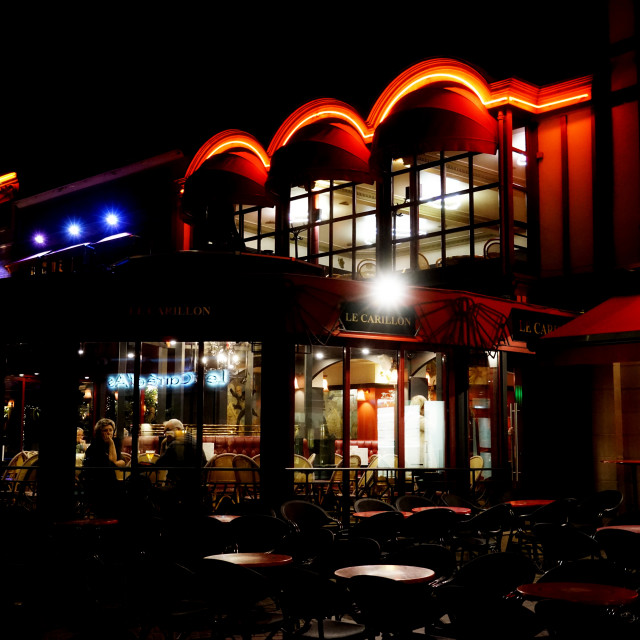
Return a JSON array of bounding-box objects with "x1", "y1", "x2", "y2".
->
[{"x1": 82, "y1": 418, "x2": 125, "y2": 516}]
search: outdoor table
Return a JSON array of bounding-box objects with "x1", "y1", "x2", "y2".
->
[
  {"x1": 517, "y1": 581, "x2": 638, "y2": 607},
  {"x1": 204, "y1": 552, "x2": 293, "y2": 568},
  {"x1": 506, "y1": 499, "x2": 554, "y2": 509},
  {"x1": 335, "y1": 564, "x2": 435, "y2": 584},
  {"x1": 597, "y1": 524, "x2": 640, "y2": 534},
  {"x1": 412, "y1": 505, "x2": 472, "y2": 515},
  {"x1": 353, "y1": 510, "x2": 413, "y2": 518},
  {"x1": 208, "y1": 514, "x2": 240, "y2": 523}
]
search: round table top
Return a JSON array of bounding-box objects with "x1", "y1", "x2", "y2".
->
[
  {"x1": 335, "y1": 564, "x2": 435, "y2": 584},
  {"x1": 517, "y1": 581, "x2": 639, "y2": 607},
  {"x1": 204, "y1": 552, "x2": 293, "y2": 567},
  {"x1": 602, "y1": 459, "x2": 640, "y2": 464},
  {"x1": 208, "y1": 514, "x2": 240, "y2": 523},
  {"x1": 353, "y1": 510, "x2": 412, "y2": 518},
  {"x1": 597, "y1": 524, "x2": 640, "y2": 534},
  {"x1": 413, "y1": 506, "x2": 472, "y2": 515},
  {"x1": 54, "y1": 518, "x2": 119, "y2": 527},
  {"x1": 506, "y1": 499, "x2": 554, "y2": 508}
]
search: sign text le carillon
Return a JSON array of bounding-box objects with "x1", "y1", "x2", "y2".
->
[{"x1": 340, "y1": 302, "x2": 416, "y2": 337}]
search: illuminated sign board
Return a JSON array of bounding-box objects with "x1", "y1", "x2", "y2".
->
[
  {"x1": 107, "y1": 370, "x2": 228, "y2": 389},
  {"x1": 340, "y1": 302, "x2": 416, "y2": 337}
]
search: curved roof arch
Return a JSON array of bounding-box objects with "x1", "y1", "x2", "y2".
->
[
  {"x1": 367, "y1": 58, "x2": 493, "y2": 130},
  {"x1": 186, "y1": 129, "x2": 270, "y2": 178},
  {"x1": 369, "y1": 81, "x2": 499, "y2": 174},
  {"x1": 267, "y1": 98, "x2": 372, "y2": 157}
]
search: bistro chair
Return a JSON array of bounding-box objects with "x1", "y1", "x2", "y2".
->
[
  {"x1": 347, "y1": 575, "x2": 439, "y2": 638},
  {"x1": 309, "y1": 535, "x2": 381, "y2": 578},
  {"x1": 349, "y1": 510, "x2": 405, "y2": 552},
  {"x1": 537, "y1": 557, "x2": 634, "y2": 589},
  {"x1": 198, "y1": 558, "x2": 285, "y2": 640},
  {"x1": 400, "y1": 506, "x2": 458, "y2": 547},
  {"x1": 508, "y1": 497, "x2": 578, "y2": 561},
  {"x1": 205, "y1": 453, "x2": 237, "y2": 508},
  {"x1": 293, "y1": 454, "x2": 314, "y2": 495},
  {"x1": 451, "y1": 502, "x2": 514, "y2": 563},
  {"x1": 434, "y1": 552, "x2": 541, "y2": 639},
  {"x1": 385, "y1": 543, "x2": 457, "y2": 585},
  {"x1": 571, "y1": 490, "x2": 624, "y2": 532},
  {"x1": 395, "y1": 493, "x2": 436, "y2": 512},
  {"x1": 276, "y1": 566, "x2": 366, "y2": 640},
  {"x1": 532, "y1": 522, "x2": 602, "y2": 570},
  {"x1": 319, "y1": 455, "x2": 362, "y2": 506},
  {"x1": 354, "y1": 497, "x2": 396, "y2": 513},
  {"x1": 280, "y1": 499, "x2": 341, "y2": 534},
  {"x1": 595, "y1": 527, "x2": 640, "y2": 583},
  {"x1": 232, "y1": 453, "x2": 261, "y2": 501},
  {"x1": 228, "y1": 514, "x2": 291, "y2": 552}
]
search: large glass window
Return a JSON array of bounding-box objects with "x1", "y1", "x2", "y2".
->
[
  {"x1": 80, "y1": 340, "x2": 261, "y2": 462},
  {"x1": 392, "y1": 151, "x2": 500, "y2": 269}
]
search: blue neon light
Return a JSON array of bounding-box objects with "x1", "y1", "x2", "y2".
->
[{"x1": 107, "y1": 370, "x2": 228, "y2": 389}]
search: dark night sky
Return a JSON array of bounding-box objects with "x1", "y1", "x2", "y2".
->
[{"x1": 1, "y1": 3, "x2": 603, "y2": 197}]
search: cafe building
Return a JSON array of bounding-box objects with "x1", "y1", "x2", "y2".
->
[{"x1": 2, "y1": 1, "x2": 638, "y2": 518}]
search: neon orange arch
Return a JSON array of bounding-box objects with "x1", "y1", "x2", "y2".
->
[
  {"x1": 367, "y1": 58, "x2": 493, "y2": 129},
  {"x1": 267, "y1": 99, "x2": 372, "y2": 157},
  {"x1": 186, "y1": 130, "x2": 271, "y2": 178}
]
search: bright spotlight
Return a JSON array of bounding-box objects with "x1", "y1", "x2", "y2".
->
[
  {"x1": 68, "y1": 223, "x2": 81, "y2": 237},
  {"x1": 33, "y1": 233, "x2": 46, "y2": 245},
  {"x1": 371, "y1": 273, "x2": 408, "y2": 308},
  {"x1": 105, "y1": 212, "x2": 119, "y2": 227}
]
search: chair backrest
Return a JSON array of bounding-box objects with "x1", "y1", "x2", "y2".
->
[
  {"x1": 395, "y1": 494, "x2": 436, "y2": 512},
  {"x1": 293, "y1": 454, "x2": 313, "y2": 483},
  {"x1": 229, "y1": 514, "x2": 290, "y2": 552},
  {"x1": 469, "y1": 455, "x2": 484, "y2": 487},
  {"x1": 354, "y1": 497, "x2": 396, "y2": 512},
  {"x1": 206, "y1": 453, "x2": 236, "y2": 485},
  {"x1": 533, "y1": 523, "x2": 601, "y2": 567},
  {"x1": 232, "y1": 454, "x2": 260, "y2": 484},
  {"x1": 356, "y1": 456, "x2": 380, "y2": 494},
  {"x1": 280, "y1": 499, "x2": 339, "y2": 533},
  {"x1": 252, "y1": 454, "x2": 260, "y2": 465}
]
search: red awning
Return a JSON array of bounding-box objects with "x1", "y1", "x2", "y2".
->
[
  {"x1": 266, "y1": 121, "x2": 372, "y2": 193},
  {"x1": 279, "y1": 273, "x2": 575, "y2": 350},
  {"x1": 369, "y1": 84, "x2": 498, "y2": 177},
  {"x1": 543, "y1": 295, "x2": 640, "y2": 343},
  {"x1": 181, "y1": 150, "x2": 275, "y2": 221}
]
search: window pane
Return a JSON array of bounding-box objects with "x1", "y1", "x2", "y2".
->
[
  {"x1": 445, "y1": 229, "x2": 471, "y2": 260},
  {"x1": 355, "y1": 183, "x2": 376, "y2": 213},
  {"x1": 513, "y1": 152, "x2": 527, "y2": 188},
  {"x1": 394, "y1": 241, "x2": 411, "y2": 271},
  {"x1": 419, "y1": 237, "x2": 442, "y2": 267},
  {"x1": 474, "y1": 187, "x2": 500, "y2": 223},
  {"x1": 355, "y1": 214, "x2": 376, "y2": 247},
  {"x1": 473, "y1": 154, "x2": 499, "y2": 187},
  {"x1": 445, "y1": 193, "x2": 470, "y2": 230},
  {"x1": 333, "y1": 185, "x2": 354, "y2": 219},
  {"x1": 334, "y1": 218, "x2": 353, "y2": 251}
]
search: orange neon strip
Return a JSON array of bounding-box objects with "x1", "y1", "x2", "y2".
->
[
  {"x1": 0, "y1": 172, "x2": 18, "y2": 185},
  {"x1": 282, "y1": 109, "x2": 373, "y2": 146},
  {"x1": 379, "y1": 73, "x2": 488, "y2": 123},
  {"x1": 484, "y1": 93, "x2": 591, "y2": 111},
  {"x1": 205, "y1": 140, "x2": 271, "y2": 167}
]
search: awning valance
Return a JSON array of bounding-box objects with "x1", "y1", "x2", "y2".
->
[{"x1": 369, "y1": 84, "x2": 498, "y2": 176}]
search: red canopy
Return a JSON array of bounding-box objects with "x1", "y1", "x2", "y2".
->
[
  {"x1": 369, "y1": 84, "x2": 498, "y2": 176},
  {"x1": 181, "y1": 150, "x2": 275, "y2": 220},
  {"x1": 543, "y1": 295, "x2": 640, "y2": 343},
  {"x1": 267, "y1": 121, "x2": 372, "y2": 193}
]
